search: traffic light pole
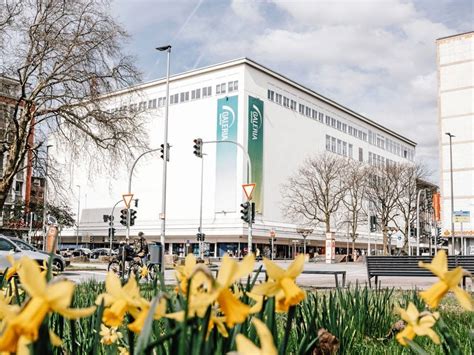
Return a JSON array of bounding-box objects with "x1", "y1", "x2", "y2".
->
[
  {"x1": 109, "y1": 199, "x2": 123, "y2": 256},
  {"x1": 416, "y1": 189, "x2": 427, "y2": 256},
  {"x1": 198, "y1": 154, "x2": 205, "y2": 259}
]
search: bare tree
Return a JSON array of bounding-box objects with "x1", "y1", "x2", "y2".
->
[
  {"x1": 365, "y1": 162, "x2": 403, "y2": 255},
  {"x1": 340, "y1": 160, "x2": 368, "y2": 260},
  {"x1": 282, "y1": 153, "x2": 348, "y2": 233},
  {"x1": 0, "y1": 0, "x2": 147, "y2": 210},
  {"x1": 393, "y1": 162, "x2": 431, "y2": 253}
]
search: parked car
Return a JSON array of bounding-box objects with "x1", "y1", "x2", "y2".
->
[
  {"x1": 0, "y1": 235, "x2": 52, "y2": 272},
  {"x1": 9, "y1": 237, "x2": 69, "y2": 272},
  {"x1": 71, "y1": 248, "x2": 92, "y2": 258},
  {"x1": 90, "y1": 248, "x2": 116, "y2": 259}
]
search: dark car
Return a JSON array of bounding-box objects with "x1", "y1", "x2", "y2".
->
[{"x1": 9, "y1": 237, "x2": 68, "y2": 272}]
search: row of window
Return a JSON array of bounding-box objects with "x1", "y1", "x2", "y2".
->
[
  {"x1": 267, "y1": 88, "x2": 415, "y2": 161},
  {"x1": 110, "y1": 80, "x2": 239, "y2": 113},
  {"x1": 368, "y1": 152, "x2": 395, "y2": 168},
  {"x1": 325, "y1": 135, "x2": 354, "y2": 158}
]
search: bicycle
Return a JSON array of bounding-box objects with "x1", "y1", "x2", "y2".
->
[{"x1": 107, "y1": 255, "x2": 158, "y2": 281}]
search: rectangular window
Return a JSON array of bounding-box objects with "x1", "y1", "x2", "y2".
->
[
  {"x1": 290, "y1": 100, "x2": 296, "y2": 110},
  {"x1": 326, "y1": 135, "x2": 331, "y2": 151},
  {"x1": 342, "y1": 141, "x2": 347, "y2": 156},
  {"x1": 337, "y1": 121, "x2": 341, "y2": 130},
  {"x1": 138, "y1": 101, "x2": 147, "y2": 111},
  {"x1": 342, "y1": 123, "x2": 347, "y2": 133},
  {"x1": 283, "y1": 97, "x2": 289, "y2": 108},
  {"x1": 180, "y1": 92, "x2": 186, "y2": 102},
  {"x1": 191, "y1": 90, "x2": 196, "y2": 100},
  {"x1": 267, "y1": 90, "x2": 274, "y2": 101},
  {"x1": 318, "y1": 112, "x2": 324, "y2": 122},
  {"x1": 331, "y1": 117, "x2": 336, "y2": 127},
  {"x1": 275, "y1": 93, "x2": 282, "y2": 104},
  {"x1": 349, "y1": 144, "x2": 353, "y2": 158},
  {"x1": 216, "y1": 85, "x2": 221, "y2": 95},
  {"x1": 299, "y1": 103, "x2": 304, "y2": 114},
  {"x1": 325, "y1": 115, "x2": 330, "y2": 125},
  {"x1": 305, "y1": 106, "x2": 311, "y2": 117},
  {"x1": 195, "y1": 88, "x2": 201, "y2": 99},
  {"x1": 368, "y1": 152, "x2": 373, "y2": 165},
  {"x1": 348, "y1": 126, "x2": 353, "y2": 135},
  {"x1": 359, "y1": 148, "x2": 363, "y2": 162},
  {"x1": 220, "y1": 83, "x2": 226, "y2": 93},
  {"x1": 228, "y1": 81, "x2": 234, "y2": 92},
  {"x1": 148, "y1": 99, "x2": 157, "y2": 109},
  {"x1": 233, "y1": 80, "x2": 238, "y2": 90},
  {"x1": 337, "y1": 139, "x2": 342, "y2": 154},
  {"x1": 331, "y1": 137, "x2": 336, "y2": 152}
]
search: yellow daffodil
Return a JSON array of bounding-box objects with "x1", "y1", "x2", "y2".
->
[
  {"x1": 139, "y1": 266, "x2": 149, "y2": 279},
  {"x1": 251, "y1": 255, "x2": 305, "y2": 312},
  {"x1": 175, "y1": 254, "x2": 197, "y2": 293},
  {"x1": 99, "y1": 324, "x2": 123, "y2": 345},
  {"x1": 5, "y1": 255, "x2": 20, "y2": 281},
  {"x1": 118, "y1": 346, "x2": 130, "y2": 355},
  {"x1": 170, "y1": 254, "x2": 255, "y2": 329},
  {"x1": 0, "y1": 257, "x2": 95, "y2": 353},
  {"x1": 96, "y1": 272, "x2": 143, "y2": 327},
  {"x1": 419, "y1": 250, "x2": 473, "y2": 311},
  {"x1": 215, "y1": 254, "x2": 255, "y2": 327},
  {"x1": 396, "y1": 302, "x2": 440, "y2": 346},
  {"x1": 128, "y1": 297, "x2": 167, "y2": 334},
  {"x1": 236, "y1": 318, "x2": 277, "y2": 355}
]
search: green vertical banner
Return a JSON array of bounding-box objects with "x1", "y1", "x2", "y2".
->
[
  {"x1": 248, "y1": 96, "x2": 264, "y2": 212},
  {"x1": 215, "y1": 95, "x2": 239, "y2": 211}
]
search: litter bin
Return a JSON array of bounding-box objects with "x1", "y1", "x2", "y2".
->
[{"x1": 149, "y1": 243, "x2": 162, "y2": 271}]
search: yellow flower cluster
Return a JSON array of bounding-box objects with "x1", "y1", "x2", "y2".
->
[
  {"x1": 95, "y1": 272, "x2": 167, "y2": 334},
  {"x1": 396, "y1": 250, "x2": 473, "y2": 347},
  {"x1": 0, "y1": 257, "x2": 96, "y2": 354},
  {"x1": 169, "y1": 253, "x2": 306, "y2": 353}
]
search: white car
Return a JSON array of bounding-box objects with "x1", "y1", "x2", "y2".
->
[{"x1": 0, "y1": 235, "x2": 50, "y2": 272}]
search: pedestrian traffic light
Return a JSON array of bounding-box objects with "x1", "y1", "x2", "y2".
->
[
  {"x1": 193, "y1": 138, "x2": 203, "y2": 157},
  {"x1": 240, "y1": 202, "x2": 251, "y2": 223},
  {"x1": 120, "y1": 209, "x2": 127, "y2": 226},
  {"x1": 129, "y1": 209, "x2": 137, "y2": 226}
]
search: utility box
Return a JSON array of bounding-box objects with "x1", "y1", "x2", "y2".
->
[{"x1": 149, "y1": 243, "x2": 162, "y2": 265}]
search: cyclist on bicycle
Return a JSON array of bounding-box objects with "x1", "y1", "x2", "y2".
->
[{"x1": 136, "y1": 232, "x2": 149, "y2": 262}]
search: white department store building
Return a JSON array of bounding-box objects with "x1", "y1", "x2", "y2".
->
[
  {"x1": 437, "y1": 31, "x2": 474, "y2": 255},
  {"x1": 58, "y1": 58, "x2": 416, "y2": 257}
]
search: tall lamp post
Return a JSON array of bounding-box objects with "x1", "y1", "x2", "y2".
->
[
  {"x1": 42, "y1": 145, "x2": 52, "y2": 251},
  {"x1": 445, "y1": 132, "x2": 455, "y2": 254},
  {"x1": 156, "y1": 45, "x2": 171, "y2": 270},
  {"x1": 75, "y1": 185, "x2": 81, "y2": 247},
  {"x1": 296, "y1": 227, "x2": 313, "y2": 259}
]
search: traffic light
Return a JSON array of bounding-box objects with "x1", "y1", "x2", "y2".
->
[
  {"x1": 196, "y1": 232, "x2": 206, "y2": 241},
  {"x1": 240, "y1": 202, "x2": 251, "y2": 223},
  {"x1": 109, "y1": 227, "x2": 116, "y2": 240},
  {"x1": 120, "y1": 209, "x2": 128, "y2": 226},
  {"x1": 251, "y1": 202, "x2": 255, "y2": 223},
  {"x1": 129, "y1": 209, "x2": 137, "y2": 226},
  {"x1": 193, "y1": 138, "x2": 203, "y2": 157},
  {"x1": 160, "y1": 144, "x2": 165, "y2": 160}
]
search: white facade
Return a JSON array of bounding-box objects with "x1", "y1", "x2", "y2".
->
[
  {"x1": 437, "y1": 32, "x2": 474, "y2": 255},
  {"x1": 59, "y1": 58, "x2": 416, "y2": 256}
]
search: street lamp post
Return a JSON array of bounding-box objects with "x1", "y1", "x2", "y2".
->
[
  {"x1": 156, "y1": 45, "x2": 171, "y2": 270},
  {"x1": 416, "y1": 189, "x2": 427, "y2": 256},
  {"x1": 296, "y1": 227, "x2": 313, "y2": 259},
  {"x1": 445, "y1": 132, "x2": 455, "y2": 254},
  {"x1": 75, "y1": 185, "x2": 81, "y2": 247},
  {"x1": 42, "y1": 145, "x2": 52, "y2": 251}
]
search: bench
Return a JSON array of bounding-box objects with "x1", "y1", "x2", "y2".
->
[
  {"x1": 210, "y1": 268, "x2": 347, "y2": 288},
  {"x1": 366, "y1": 255, "x2": 473, "y2": 288}
]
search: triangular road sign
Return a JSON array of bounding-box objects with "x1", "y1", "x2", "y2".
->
[
  {"x1": 122, "y1": 193, "x2": 134, "y2": 209},
  {"x1": 242, "y1": 183, "x2": 256, "y2": 201}
]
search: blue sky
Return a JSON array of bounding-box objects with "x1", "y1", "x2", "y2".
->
[{"x1": 112, "y1": 0, "x2": 473, "y2": 182}]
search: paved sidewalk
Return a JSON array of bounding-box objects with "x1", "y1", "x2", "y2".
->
[{"x1": 63, "y1": 260, "x2": 473, "y2": 291}]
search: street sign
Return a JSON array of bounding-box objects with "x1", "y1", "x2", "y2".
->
[
  {"x1": 453, "y1": 210, "x2": 470, "y2": 223},
  {"x1": 242, "y1": 183, "x2": 256, "y2": 201},
  {"x1": 393, "y1": 231, "x2": 404, "y2": 248},
  {"x1": 122, "y1": 193, "x2": 134, "y2": 208}
]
